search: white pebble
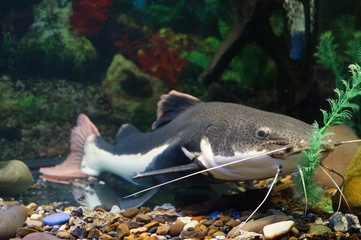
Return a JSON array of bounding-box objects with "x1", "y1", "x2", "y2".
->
[
  {"x1": 183, "y1": 220, "x2": 199, "y2": 230},
  {"x1": 263, "y1": 220, "x2": 294, "y2": 240},
  {"x1": 58, "y1": 224, "x2": 67, "y2": 231},
  {"x1": 110, "y1": 205, "x2": 122, "y2": 214},
  {"x1": 30, "y1": 213, "x2": 42, "y2": 220},
  {"x1": 177, "y1": 216, "x2": 192, "y2": 224}
]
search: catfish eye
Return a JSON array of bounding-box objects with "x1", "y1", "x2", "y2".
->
[{"x1": 256, "y1": 128, "x2": 270, "y2": 138}]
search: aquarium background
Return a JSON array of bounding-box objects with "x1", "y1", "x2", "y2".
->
[{"x1": 1, "y1": 0, "x2": 361, "y2": 162}]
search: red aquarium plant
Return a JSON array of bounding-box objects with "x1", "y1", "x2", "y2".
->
[
  {"x1": 114, "y1": 33, "x2": 188, "y2": 90},
  {"x1": 70, "y1": 0, "x2": 114, "y2": 36}
]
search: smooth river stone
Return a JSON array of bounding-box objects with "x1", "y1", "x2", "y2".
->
[
  {"x1": 0, "y1": 205, "x2": 28, "y2": 240},
  {"x1": 0, "y1": 160, "x2": 34, "y2": 196},
  {"x1": 263, "y1": 220, "x2": 295, "y2": 240},
  {"x1": 43, "y1": 212, "x2": 70, "y2": 226},
  {"x1": 23, "y1": 232, "x2": 62, "y2": 240}
]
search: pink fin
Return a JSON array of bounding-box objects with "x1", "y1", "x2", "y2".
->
[{"x1": 39, "y1": 114, "x2": 100, "y2": 178}]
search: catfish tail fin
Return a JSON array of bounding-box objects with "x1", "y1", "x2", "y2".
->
[{"x1": 40, "y1": 114, "x2": 100, "y2": 178}]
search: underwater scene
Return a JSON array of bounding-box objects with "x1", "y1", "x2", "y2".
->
[{"x1": 2, "y1": 0, "x2": 361, "y2": 239}]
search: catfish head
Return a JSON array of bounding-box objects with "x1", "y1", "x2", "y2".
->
[{"x1": 185, "y1": 102, "x2": 315, "y2": 181}]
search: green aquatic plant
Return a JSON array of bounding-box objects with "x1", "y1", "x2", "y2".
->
[
  {"x1": 296, "y1": 63, "x2": 361, "y2": 206},
  {"x1": 314, "y1": 31, "x2": 342, "y2": 84}
]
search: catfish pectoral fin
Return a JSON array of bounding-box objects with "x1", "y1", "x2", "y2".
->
[{"x1": 132, "y1": 162, "x2": 203, "y2": 179}]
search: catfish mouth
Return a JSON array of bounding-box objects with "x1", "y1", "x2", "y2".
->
[{"x1": 264, "y1": 140, "x2": 310, "y2": 159}]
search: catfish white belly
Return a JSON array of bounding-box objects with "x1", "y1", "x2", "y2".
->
[{"x1": 40, "y1": 90, "x2": 313, "y2": 186}]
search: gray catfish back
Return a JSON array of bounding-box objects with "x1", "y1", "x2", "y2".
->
[
  {"x1": 115, "y1": 90, "x2": 312, "y2": 158},
  {"x1": 165, "y1": 101, "x2": 312, "y2": 154}
]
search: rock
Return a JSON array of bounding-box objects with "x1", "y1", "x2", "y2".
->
[
  {"x1": 183, "y1": 220, "x2": 199, "y2": 230},
  {"x1": 334, "y1": 146, "x2": 361, "y2": 216},
  {"x1": 16, "y1": 227, "x2": 38, "y2": 237},
  {"x1": 69, "y1": 225, "x2": 87, "y2": 239},
  {"x1": 227, "y1": 214, "x2": 287, "y2": 237},
  {"x1": 25, "y1": 219, "x2": 43, "y2": 228},
  {"x1": 110, "y1": 205, "x2": 122, "y2": 214},
  {"x1": 127, "y1": 221, "x2": 140, "y2": 229},
  {"x1": 0, "y1": 205, "x2": 28, "y2": 240},
  {"x1": 327, "y1": 212, "x2": 361, "y2": 233},
  {"x1": 315, "y1": 125, "x2": 361, "y2": 187},
  {"x1": 179, "y1": 228, "x2": 205, "y2": 239},
  {"x1": 117, "y1": 223, "x2": 130, "y2": 239},
  {"x1": 122, "y1": 208, "x2": 140, "y2": 218},
  {"x1": 226, "y1": 219, "x2": 241, "y2": 227},
  {"x1": 56, "y1": 231, "x2": 72, "y2": 239},
  {"x1": 30, "y1": 213, "x2": 42, "y2": 220},
  {"x1": 169, "y1": 221, "x2": 186, "y2": 236},
  {"x1": 156, "y1": 224, "x2": 170, "y2": 235},
  {"x1": 129, "y1": 227, "x2": 148, "y2": 235},
  {"x1": 213, "y1": 231, "x2": 226, "y2": 237},
  {"x1": 43, "y1": 212, "x2": 70, "y2": 226},
  {"x1": 144, "y1": 221, "x2": 159, "y2": 229},
  {"x1": 136, "y1": 213, "x2": 152, "y2": 223},
  {"x1": 0, "y1": 160, "x2": 33, "y2": 196},
  {"x1": 263, "y1": 220, "x2": 294, "y2": 240},
  {"x1": 102, "y1": 54, "x2": 167, "y2": 129},
  {"x1": 87, "y1": 228, "x2": 101, "y2": 239},
  {"x1": 22, "y1": 232, "x2": 62, "y2": 240},
  {"x1": 234, "y1": 230, "x2": 265, "y2": 240},
  {"x1": 309, "y1": 225, "x2": 332, "y2": 235}
]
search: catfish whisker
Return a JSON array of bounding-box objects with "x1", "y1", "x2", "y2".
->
[
  {"x1": 334, "y1": 139, "x2": 361, "y2": 146},
  {"x1": 320, "y1": 164, "x2": 351, "y2": 212},
  {"x1": 123, "y1": 147, "x2": 288, "y2": 199},
  {"x1": 297, "y1": 166, "x2": 308, "y2": 216},
  {"x1": 229, "y1": 165, "x2": 282, "y2": 238}
]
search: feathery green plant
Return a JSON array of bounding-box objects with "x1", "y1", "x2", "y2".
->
[
  {"x1": 314, "y1": 31, "x2": 342, "y2": 86},
  {"x1": 296, "y1": 63, "x2": 361, "y2": 205}
]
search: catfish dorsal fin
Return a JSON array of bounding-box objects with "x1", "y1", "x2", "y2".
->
[{"x1": 152, "y1": 90, "x2": 202, "y2": 129}]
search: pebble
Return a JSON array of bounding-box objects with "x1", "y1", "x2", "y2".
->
[
  {"x1": 156, "y1": 224, "x2": 170, "y2": 235},
  {"x1": 263, "y1": 220, "x2": 294, "y2": 240},
  {"x1": 183, "y1": 220, "x2": 199, "y2": 230},
  {"x1": 168, "y1": 221, "x2": 186, "y2": 236},
  {"x1": 16, "y1": 227, "x2": 38, "y2": 237},
  {"x1": 122, "y1": 208, "x2": 140, "y2": 218},
  {"x1": 327, "y1": 212, "x2": 361, "y2": 233},
  {"x1": 136, "y1": 213, "x2": 152, "y2": 223},
  {"x1": 22, "y1": 232, "x2": 62, "y2": 240},
  {"x1": 56, "y1": 231, "x2": 72, "y2": 239},
  {"x1": 110, "y1": 205, "x2": 122, "y2": 214},
  {"x1": 1, "y1": 183, "x2": 360, "y2": 240},
  {"x1": 70, "y1": 225, "x2": 87, "y2": 238},
  {"x1": 25, "y1": 219, "x2": 43, "y2": 228},
  {"x1": 43, "y1": 213, "x2": 70, "y2": 226},
  {"x1": 0, "y1": 205, "x2": 28, "y2": 240},
  {"x1": 117, "y1": 223, "x2": 130, "y2": 239},
  {"x1": 30, "y1": 213, "x2": 42, "y2": 220},
  {"x1": 179, "y1": 228, "x2": 205, "y2": 239},
  {"x1": 234, "y1": 230, "x2": 265, "y2": 240},
  {"x1": 309, "y1": 225, "x2": 332, "y2": 235}
]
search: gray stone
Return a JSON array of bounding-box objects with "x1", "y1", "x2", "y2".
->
[{"x1": 309, "y1": 225, "x2": 332, "y2": 235}]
